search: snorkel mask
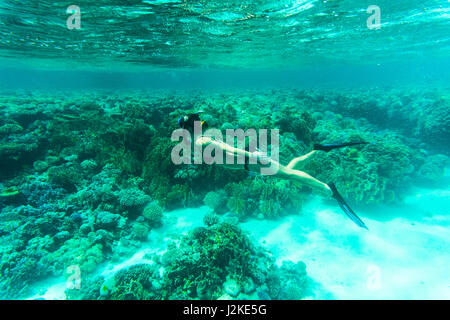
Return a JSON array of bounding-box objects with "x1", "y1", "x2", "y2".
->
[{"x1": 177, "y1": 111, "x2": 208, "y2": 131}]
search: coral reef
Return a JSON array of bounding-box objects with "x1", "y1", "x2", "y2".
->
[
  {"x1": 203, "y1": 190, "x2": 228, "y2": 215},
  {"x1": 64, "y1": 221, "x2": 310, "y2": 300},
  {"x1": 142, "y1": 201, "x2": 164, "y2": 227},
  {"x1": 0, "y1": 88, "x2": 448, "y2": 299},
  {"x1": 225, "y1": 178, "x2": 304, "y2": 220}
]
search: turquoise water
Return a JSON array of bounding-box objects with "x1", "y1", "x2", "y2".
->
[{"x1": 0, "y1": 1, "x2": 449, "y2": 300}]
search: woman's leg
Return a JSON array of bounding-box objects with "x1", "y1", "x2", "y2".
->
[
  {"x1": 286, "y1": 150, "x2": 318, "y2": 170},
  {"x1": 197, "y1": 137, "x2": 330, "y2": 196},
  {"x1": 276, "y1": 164, "x2": 332, "y2": 197}
]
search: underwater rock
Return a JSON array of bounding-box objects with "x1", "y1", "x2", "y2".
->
[
  {"x1": 151, "y1": 279, "x2": 162, "y2": 291},
  {"x1": 305, "y1": 120, "x2": 424, "y2": 204}
]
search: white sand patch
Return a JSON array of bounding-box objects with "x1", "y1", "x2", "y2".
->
[
  {"x1": 241, "y1": 187, "x2": 450, "y2": 299},
  {"x1": 26, "y1": 277, "x2": 67, "y2": 300}
]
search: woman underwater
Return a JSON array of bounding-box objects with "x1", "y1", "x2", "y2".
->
[{"x1": 177, "y1": 111, "x2": 369, "y2": 230}]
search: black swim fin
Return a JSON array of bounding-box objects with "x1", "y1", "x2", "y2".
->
[
  {"x1": 328, "y1": 182, "x2": 368, "y2": 230},
  {"x1": 314, "y1": 141, "x2": 369, "y2": 152}
]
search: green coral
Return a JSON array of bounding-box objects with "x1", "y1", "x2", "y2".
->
[
  {"x1": 118, "y1": 187, "x2": 151, "y2": 217},
  {"x1": 225, "y1": 177, "x2": 304, "y2": 220},
  {"x1": 417, "y1": 154, "x2": 450, "y2": 184},
  {"x1": 142, "y1": 201, "x2": 164, "y2": 227},
  {"x1": 162, "y1": 222, "x2": 256, "y2": 299},
  {"x1": 0, "y1": 88, "x2": 448, "y2": 301},
  {"x1": 305, "y1": 114, "x2": 424, "y2": 204},
  {"x1": 109, "y1": 264, "x2": 158, "y2": 300},
  {"x1": 41, "y1": 237, "x2": 105, "y2": 275},
  {"x1": 47, "y1": 164, "x2": 81, "y2": 192},
  {"x1": 203, "y1": 190, "x2": 228, "y2": 214},
  {"x1": 203, "y1": 211, "x2": 220, "y2": 227},
  {"x1": 132, "y1": 221, "x2": 150, "y2": 241}
]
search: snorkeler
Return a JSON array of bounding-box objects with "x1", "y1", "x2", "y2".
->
[
  {"x1": 178, "y1": 111, "x2": 208, "y2": 131},
  {"x1": 177, "y1": 112, "x2": 369, "y2": 230}
]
